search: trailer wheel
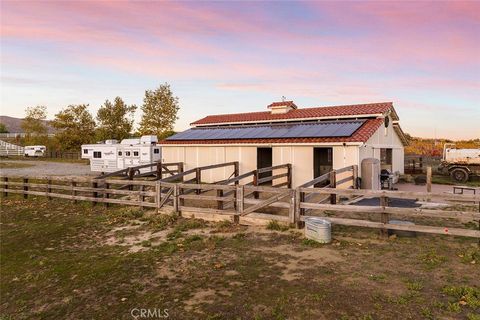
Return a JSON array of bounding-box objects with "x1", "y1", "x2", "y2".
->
[{"x1": 450, "y1": 168, "x2": 469, "y2": 183}]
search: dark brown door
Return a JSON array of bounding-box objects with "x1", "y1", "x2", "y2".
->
[
  {"x1": 257, "y1": 148, "x2": 272, "y2": 183},
  {"x1": 314, "y1": 147, "x2": 333, "y2": 187}
]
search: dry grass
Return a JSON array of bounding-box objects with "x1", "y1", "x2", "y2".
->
[{"x1": 1, "y1": 194, "x2": 479, "y2": 319}]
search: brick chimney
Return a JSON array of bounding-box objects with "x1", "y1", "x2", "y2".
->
[{"x1": 267, "y1": 100, "x2": 298, "y2": 114}]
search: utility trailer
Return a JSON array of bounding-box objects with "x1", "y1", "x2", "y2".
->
[
  {"x1": 24, "y1": 145, "x2": 46, "y2": 157},
  {"x1": 438, "y1": 143, "x2": 480, "y2": 183},
  {"x1": 81, "y1": 135, "x2": 161, "y2": 174}
]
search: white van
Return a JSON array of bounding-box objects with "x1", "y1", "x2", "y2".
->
[
  {"x1": 81, "y1": 136, "x2": 161, "y2": 173},
  {"x1": 24, "y1": 145, "x2": 46, "y2": 157}
]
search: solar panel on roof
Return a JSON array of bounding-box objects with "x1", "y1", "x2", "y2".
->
[{"x1": 166, "y1": 120, "x2": 365, "y2": 141}]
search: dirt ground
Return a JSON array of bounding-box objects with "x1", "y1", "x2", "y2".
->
[
  {"x1": 1, "y1": 194, "x2": 479, "y2": 320},
  {"x1": 0, "y1": 159, "x2": 94, "y2": 177}
]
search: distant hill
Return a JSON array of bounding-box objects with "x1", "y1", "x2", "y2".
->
[{"x1": 0, "y1": 115, "x2": 56, "y2": 134}]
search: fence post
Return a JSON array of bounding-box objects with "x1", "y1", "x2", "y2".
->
[
  {"x1": 426, "y1": 166, "x2": 432, "y2": 193},
  {"x1": 295, "y1": 188, "x2": 304, "y2": 228},
  {"x1": 287, "y1": 164, "x2": 292, "y2": 189},
  {"x1": 127, "y1": 168, "x2": 134, "y2": 191},
  {"x1": 139, "y1": 184, "x2": 145, "y2": 210},
  {"x1": 289, "y1": 189, "x2": 295, "y2": 224},
  {"x1": 23, "y1": 178, "x2": 28, "y2": 199},
  {"x1": 234, "y1": 162, "x2": 239, "y2": 185},
  {"x1": 236, "y1": 185, "x2": 244, "y2": 222},
  {"x1": 47, "y1": 179, "x2": 52, "y2": 200},
  {"x1": 173, "y1": 184, "x2": 180, "y2": 214},
  {"x1": 178, "y1": 163, "x2": 184, "y2": 178},
  {"x1": 195, "y1": 168, "x2": 201, "y2": 195},
  {"x1": 157, "y1": 162, "x2": 163, "y2": 180},
  {"x1": 329, "y1": 170, "x2": 337, "y2": 204},
  {"x1": 253, "y1": 170, "x2": 259, "y2": 199},
  {"x1": 92, "y1": 181, "x2": 98, "y2": 206},
  {"x1": 71, "y1": 179, "x2": 77, "y2": 203},
  {"x1": 217, "y1": 188, "x2": 224, "y2": 210},
  {"x1": 352, "y1": 165, "x2": 358, "y2": 189},
  {"x1": 104, "y1": 182, "x2": 110, "y2": 208},
  {"x1": 156, "y1": 181, "x2": 161, "y2": 213},
  {"x1": 3, "y1": 177, "x2": 8, "y2": 197},
  {"x1": 380, "y1": 194, "x2": 389, "y2": 237}
]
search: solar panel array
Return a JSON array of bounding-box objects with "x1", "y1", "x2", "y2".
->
[{"x1": 166, "y1": 120, "x2": 365, "y2": 141}]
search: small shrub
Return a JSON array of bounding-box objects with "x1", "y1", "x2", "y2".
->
[{"x1": 266, "y1": 220, "x2": 289, "y2": 232}]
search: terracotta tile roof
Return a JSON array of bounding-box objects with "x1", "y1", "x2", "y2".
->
[
  {"x1": 192, "y1": 102, "x2": 393, "y2": 126},
  {"x1": 160, "y1": 118, "x2": 383, "y2": 145},
  {"x1": 267, "y1": 100, "x2": 298, "y2": 109}
]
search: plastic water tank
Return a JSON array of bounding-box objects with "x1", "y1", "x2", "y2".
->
[{"x1": 361, "y1": 158, "x2": 381, "y2": 190}]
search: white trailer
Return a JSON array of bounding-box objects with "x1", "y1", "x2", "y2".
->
[
  {"x1": 81, "y1": 136, "x2": 161, "y2": 173},
  {"x1": 439, "y1": 143, "x2": 480, "y2": 182},
  {"x1": 24, "y1": 145, "x2": 46, "y2": 157}
]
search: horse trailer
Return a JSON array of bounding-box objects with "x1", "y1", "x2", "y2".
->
[{"x1": 81, "y1": 136, "x2": 161, "y2": 173}]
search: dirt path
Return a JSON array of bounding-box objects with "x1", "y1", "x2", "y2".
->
[{"x1": 0, "y1": 159, "x2": 94, "y2": 177}]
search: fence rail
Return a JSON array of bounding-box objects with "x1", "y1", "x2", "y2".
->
[{"x1": 2, "y1": 164, "x2": 479, "y2": 239}]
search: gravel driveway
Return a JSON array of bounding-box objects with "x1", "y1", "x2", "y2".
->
[{"x1": 0, "y1": 160, "x2": 95, "y2": 177}]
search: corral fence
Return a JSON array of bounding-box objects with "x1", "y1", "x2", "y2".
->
[
  {"x1": 1, "y1": 164, "x2": 479, "y2": 239},
  {"x1": 44, "y1": 150, "x2": 82, "y2": 160},
  {"x1": 405, "y1": 155, "x2": 442, "y2": 174}
]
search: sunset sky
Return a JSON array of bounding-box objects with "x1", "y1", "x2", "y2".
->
[{"x1": 1, "y1": 1, "x2": 479, "y2": 139}]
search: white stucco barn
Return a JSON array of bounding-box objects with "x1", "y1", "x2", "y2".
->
[{"x1": 160, "y1": 101, "x2": 408, "y2": 187}]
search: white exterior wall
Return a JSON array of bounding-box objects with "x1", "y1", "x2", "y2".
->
[
  {"x1": 359, "y1": 115, "x2": 405, "y2": 175},
  {"x1": 163, "y1": 144, "x2": 361, "y2": 187},
  {"x1": 162, "y1": 146, "x2": 257, "y2": 183}
]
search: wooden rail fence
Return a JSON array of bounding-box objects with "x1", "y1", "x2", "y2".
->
[{"x1": 2, "y1": 164, "x2": 479, "y2": 239}]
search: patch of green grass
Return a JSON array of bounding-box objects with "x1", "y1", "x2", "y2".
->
[
  {"x1": 421, "y1": 306, "x2": 434, "y2": 319},
  {"x1": 442, "y1": 285, "x2": 480, "y2": 310},
  {"x1": 405, "y1": 280, "x2": 424, "y2": 292},
  {"x1": 301, "y1": 238, "x2": 323, "y2": 247},
  {"x1": 467, "y1": 313, "x2": 480, "y2": 320},
  {"x1": 458, "y1": 247, "x2": 480, "y2": 264},
  {"x1": 369, "y1": 274, "x2": 387, "y2": 282},
  {"x1": 266, "y1": 220, "x2": 290, "y2": 232},
  {"x1": 174, "y1": 218, "x2": 206, "y2": 232},
  {"x1": 419, "y1": 249, "x2": 447, "y2": 269},
  {"x1": 106, "y1": 207, "x2": 144, "y2": 225},
  {"x1": 146, "y1": 212, "x2": 177, "y2": 230},
  {"x1": 141, "y1": 240, "x2": 152, "y2": 247}
]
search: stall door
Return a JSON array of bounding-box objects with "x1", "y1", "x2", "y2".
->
[
  {"x1": 313, "y1": 147, "x2": 333, "y2": 187},
  {"x1": 257, "y1": 147, "x2": 272, "y2": 183}
]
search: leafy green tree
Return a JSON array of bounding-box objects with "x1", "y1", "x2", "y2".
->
[
  {"x1": 138, "y1": 83, "x2": 179, "y2": 138},
  {"x1": 0, "y1": 123, "x2": 8, "y2": 133},
  {"x1": 51, "y1": 104, "x2": 96, "y2": 150},
  {"x1": 21, "y1": 106, "x2": 47, "y2": 136},
  {"x1": 96, "y1": 97, "x2": 136, "y2": 141}
]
